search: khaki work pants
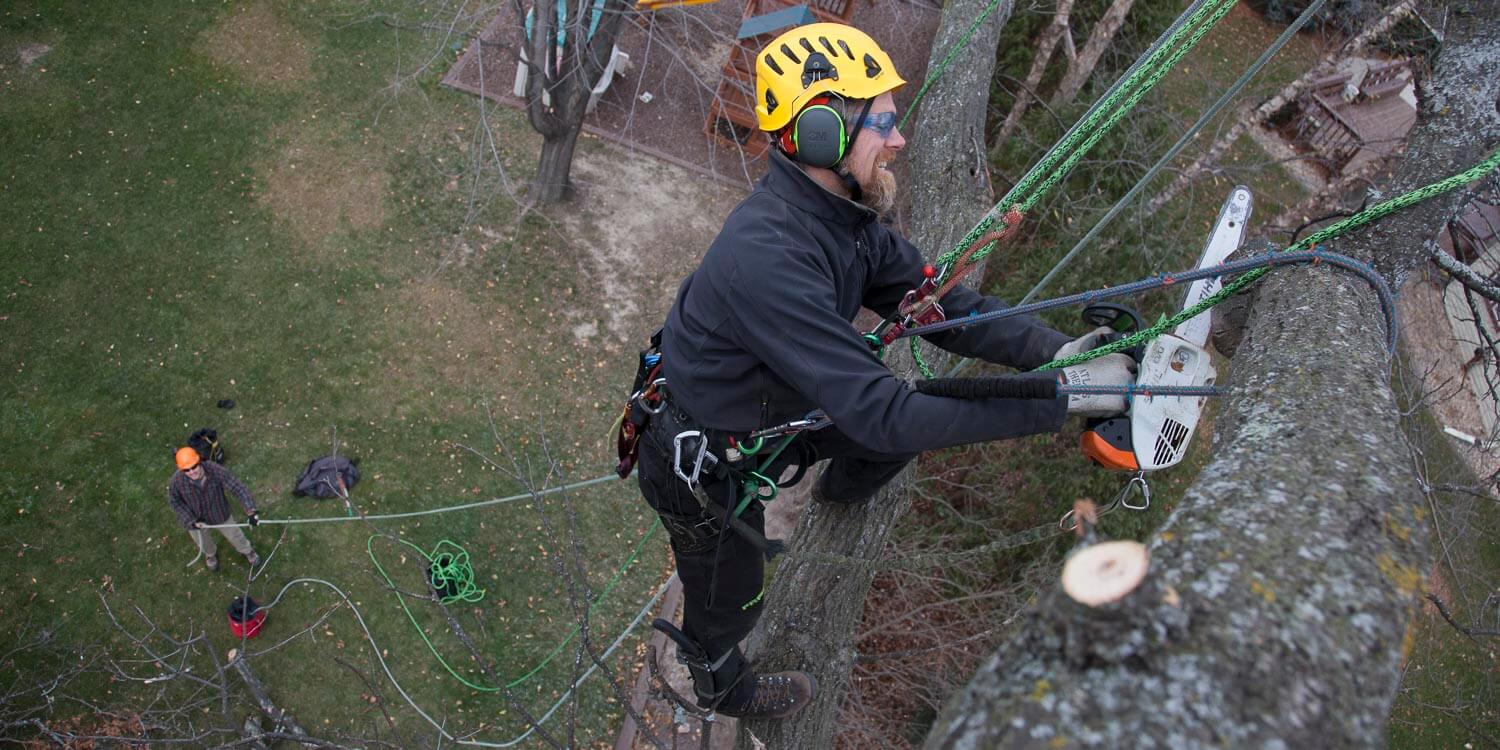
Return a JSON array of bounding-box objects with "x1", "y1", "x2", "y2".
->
[{"x1": 189, "y1": 523, "x2": 254, "y2": 561}]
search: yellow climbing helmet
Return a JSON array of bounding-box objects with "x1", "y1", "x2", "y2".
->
[{"x1": 754, "y1": 22, "x2": 905, "y2": 132}]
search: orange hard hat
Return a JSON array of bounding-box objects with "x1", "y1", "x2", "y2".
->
[{"x1": 175, "y1": 446, "x2": 201, "y2": 471}]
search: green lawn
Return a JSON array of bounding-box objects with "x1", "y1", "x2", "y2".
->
[
  {"x1": 0, "y1": 2, "x2": 697, "y2": 745},
  {"x1": 1387, "y1": 410, "x2": 1500, "y2": 747}
]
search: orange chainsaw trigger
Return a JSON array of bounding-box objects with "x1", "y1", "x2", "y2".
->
[{"x1": 1081, "y1": 430, "x2": 1139, "y2": 471}]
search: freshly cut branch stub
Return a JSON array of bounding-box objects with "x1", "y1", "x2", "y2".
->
[{"x1": 1061, "y1": 540, "x2": 1149, "y2": 606}]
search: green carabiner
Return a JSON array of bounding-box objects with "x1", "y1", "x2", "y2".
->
[
  {"x1": 748, "y1": 471, "x2": 777, "y2": 501},
  {"x1": 737, "y1": 435, "x2": 764, "y2": 456},
  {"x1": 863, "y1": 333, "x2": 886, "y2": 356}
]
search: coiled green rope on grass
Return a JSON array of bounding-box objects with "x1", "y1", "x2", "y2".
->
[{"x1": 365, "y1": 520, "x2": 661, "y2": 692}]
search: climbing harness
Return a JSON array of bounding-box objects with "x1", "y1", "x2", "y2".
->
[
  {"x1": 185, "y1": 0, "x2": 1497, "y2": 738},
  {"x1": 615, "y1": 330, "x2": 665, "y2": 478}
]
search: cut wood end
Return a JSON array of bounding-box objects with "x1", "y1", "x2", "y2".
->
[{"x1": 1062, "y1": 540, "x2": 1150, "y2": 606}]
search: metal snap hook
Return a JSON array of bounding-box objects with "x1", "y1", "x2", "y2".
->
[
  {"x1": 638, "y1": 377, "x2": 668, "y2": 415},
  {"x1": 671, "y1": 430, "x2": 716, "y2": 487},
  {"x1": 1121, "y1": 472, "x2": 1151, "y2": 511}
]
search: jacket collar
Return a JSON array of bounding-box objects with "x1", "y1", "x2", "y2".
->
[{"x1": 763, "y1": 150, "x2": 875, "y2": 226}]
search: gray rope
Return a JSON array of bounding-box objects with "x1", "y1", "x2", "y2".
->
[
  {"x1": 943, "y1": 0, "x2": 1329, "y2": 379},
  {"x1": 1018, "y1": 0, "x2": 1330, "y2": 307},
  {"x1": 903, "y1": 249, "x2": 1398, "y2": 352},
  {"x1": 204, "y1": 473, "x2": 620, "y2": 529}
]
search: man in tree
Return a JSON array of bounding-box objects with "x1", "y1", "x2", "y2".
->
[
  {"x1": 168, "y1": 446, "x2": 261, "y2": 572},
  {"x1": 634, "y1": 22, "x2": 1134, "y2": 719}
]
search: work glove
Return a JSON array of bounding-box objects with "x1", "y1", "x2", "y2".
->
[
  {"x1": 1053, "y1": 326, "x2": 1114, "y2": 361},
  {"x1": 1060, "y1": 353, "x2": 1137, "y2": 417},
  {"x1": 247, "y1": 512, "x2": 260, "y2": 527}
]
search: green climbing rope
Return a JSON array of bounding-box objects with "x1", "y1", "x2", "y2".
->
[
  {"x1": 423, "y1": 539, "x2": 486, "y2": 604},
  {"x1": 931, "y1": 0, "x2": 1237, "y2": 275},
  {"x1": 1037, "y1": 147, "x2": 1500, "y2": 372},
  {"x1": 900, "y1": 0, "x2": 1239, "y2": 376},
  {"x1": 366, "y1": 520, "x2": 661, "y2": 693}
]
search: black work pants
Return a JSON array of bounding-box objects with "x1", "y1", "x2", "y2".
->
[{"x1": 636, "y1": 405, "x2": 914, "y2": 664}]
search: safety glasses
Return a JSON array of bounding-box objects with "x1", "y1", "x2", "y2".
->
[{"x1": 860, "y1": 111, "x2": 899, "y2": 140}]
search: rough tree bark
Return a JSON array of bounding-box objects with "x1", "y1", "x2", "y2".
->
[
  {"x1": 923, "y1": 1, "x2": 1498, "y2": 746},
  {"x1": 1049, "y1": 0, "x2": 1137, "y2": 107},
  {"x1": 735, "y1": 2, "x2": 1017, "y2": 748},
  {"x1": 517, "y1": 0, "x2": 631, "y2": 202}
]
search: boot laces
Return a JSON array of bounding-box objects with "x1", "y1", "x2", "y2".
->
[{"x1": 744, "y1": 674, "x2": 798, "y2": 714}]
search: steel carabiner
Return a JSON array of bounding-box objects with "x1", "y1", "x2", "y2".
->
[{"x1": 671, "y1": 430, "x2": 716, "y2": 487}]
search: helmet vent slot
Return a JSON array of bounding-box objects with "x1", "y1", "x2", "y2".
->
[
  {"x1": 819, "y1": 36, "x2": 837, "y2": 56},
  {"x1": 763, "y1": 53, "x2": 783, "y2": 77},
  {"x1": 863, "y1": 53, "x2": 881, "y2": 78},
  {"x1": 780, "y1": 43, "x2": 801, "y2": 65},
  {"x1": 799, "y1": 37, "x2": 816, "y2": 55},
  {"x1": 837, "y1": 39, "x2": 853, "y2": 59}
]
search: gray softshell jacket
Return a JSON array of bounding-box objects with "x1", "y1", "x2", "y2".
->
[{"x1": 661, "y1": 151, "x2": 1072, "y2": 455}]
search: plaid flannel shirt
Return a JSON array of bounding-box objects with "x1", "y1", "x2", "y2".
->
[{"x1": 167, "y1": 461, "x2": 256, "y2": 529}]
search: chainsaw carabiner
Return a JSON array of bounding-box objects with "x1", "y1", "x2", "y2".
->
[{"x1": 1120, "y1": 472, "x2": 1151, "y2": 511}]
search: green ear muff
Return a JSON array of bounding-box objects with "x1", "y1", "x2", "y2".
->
[{"x1": 791, "y1": 104, "x2": 846, "y2": 169}]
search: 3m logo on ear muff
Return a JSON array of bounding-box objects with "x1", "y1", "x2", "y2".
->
[{"x1": 787, "y1": 99, "x2": 847, "y2": 169}]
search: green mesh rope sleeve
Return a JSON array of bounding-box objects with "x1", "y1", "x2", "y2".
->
[{"x1": 1037, "y1": 147, "x2": 1500, "y2": 372}]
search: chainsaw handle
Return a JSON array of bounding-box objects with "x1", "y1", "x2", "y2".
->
[
  {"x1": 1081, "y1": 303, "x2": 1143, "y2": 333},
  {"x1": 914, "y1": 375, "x2": 1059, "y2": 400}
]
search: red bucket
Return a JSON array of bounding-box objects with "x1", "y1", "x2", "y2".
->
[{"x1": 227, "y1": 596, "x2": 266, "y2": 639}]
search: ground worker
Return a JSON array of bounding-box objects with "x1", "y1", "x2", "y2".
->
[
  {"x1": 168, "y1": 447, "x2": 261, "y2": 572},
  {"x1": 633, "y1": 22, "x2": 1136, "y2": 719}
]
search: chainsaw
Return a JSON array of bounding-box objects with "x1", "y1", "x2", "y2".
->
[{"x1": 1080, "y1": 185, "x2": 1252, "y2": 472}]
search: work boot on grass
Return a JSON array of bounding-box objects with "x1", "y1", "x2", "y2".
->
[
  {"x1": 205, "y1": 556, "x2": 219, "y2": 572},
  {"x1": 715, "y1": 670, "x2": 817, "y2": 720},
  {"x1": 246, "y1": 552, "x2": 261, "y2": 568}
]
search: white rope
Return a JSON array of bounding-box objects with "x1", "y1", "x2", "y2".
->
[
  {"x1": 257, "y1": 573, "x2": 674, "y2": 748},
  {"x1": 203, "y1": 473, "x2": 621, "y2": 529}
]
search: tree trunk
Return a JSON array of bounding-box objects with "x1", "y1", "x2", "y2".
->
[
  {"x1": 904, "y1": 0, "x2": 1017, "y2": 257},
  {"x1": 922, "y1": 1, "x2": 1498, "y2": 746},
  {"x1": 902, "y1": 0, "x2": 1020, "y2": 376},
  {"x1": 735, "y1": 2, "x2": 1017, "y2": 748},
  {"x1": 1049, "y1": 0, "x2": 1136, "y2": 107},
  {"x1": 519, "y1": 0, "x2": 629, "y2": 203},
  {"x1": 533, "y1": 125, "x2": 584, "y2": 202},
  {"x1": 997, "y1": 0, "x2": 1077, "y2": 145}
]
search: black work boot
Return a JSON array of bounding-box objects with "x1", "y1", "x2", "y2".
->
[
  {"x1": 651, "y1": 619, "x2": 816, "y2": 720},
  {"x1": 811, "y1": 467, "x2": 871, "y2": 505},
  {"x1": 715, "y1": 669, "x2": 817, "y2": 719}
]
